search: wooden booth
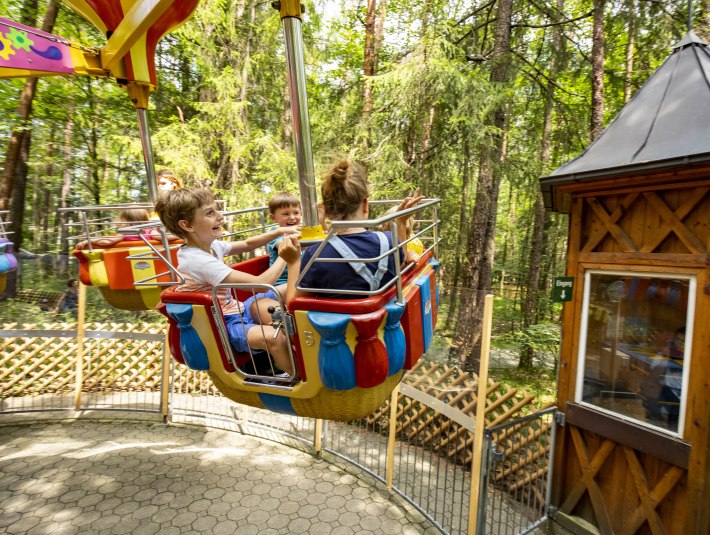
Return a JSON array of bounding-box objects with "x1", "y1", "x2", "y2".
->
[{"x1": 539, "y1": 33, "x2": 710, "y2": 535}]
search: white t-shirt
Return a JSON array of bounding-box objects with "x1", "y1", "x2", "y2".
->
[{"x1": 176, "y1": 240, "x2": 244, "y2": 315}]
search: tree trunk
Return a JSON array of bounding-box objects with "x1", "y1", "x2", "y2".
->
[
  {"x1": 590, "y1": 0, "x2": 605, "y2": 141},
  {"x1": 281, "y1": 82, "x2": 292, "y2": 151},
  {"x1": 418, "y1": 106, "x2": 435, "y2": 193},
  {"x1": 0, "y1": 78, "x2": 37, "y2": 213},
  {"x1": 57, "y1": 105, "x2": 74, "y2": 276},
  {"x1": 374, "y1": 0, "x2": 388, "y2": 62},
  {"x1": 444, "y1": 136, "x2": 474, "y2": 330},
  {"x1": 362, "y1": 0, "x2": 378, "y2": 118},
  {"x1": 0, "y1": 0, "x2": 57, "y2": 211},
  {"x1": 8, "y1": 126, "x2": 32, "y2": 254},
  {"x1": 38, "y1": 127, "x2": 56, "y2": 252},
  {"x1": 230, "y1": 0, "x2": 256, "y2": 188},
  {"x1": 624, "y1": 0, "x2": 635, "y2": 103},
  {"x1": 452, "y1": 0, "x2": 513, "y2": 371},
  {"x1": 518, "y1": 0, "x2": 566, "y2": 369}
]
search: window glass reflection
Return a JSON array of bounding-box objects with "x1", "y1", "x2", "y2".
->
[{"x1": 580, "y1": 272, "x2": 692, "y2": 434}]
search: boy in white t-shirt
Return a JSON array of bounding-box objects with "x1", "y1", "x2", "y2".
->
[{"x1": 155, "y1": 187, "x2": 301, "y2": 376}]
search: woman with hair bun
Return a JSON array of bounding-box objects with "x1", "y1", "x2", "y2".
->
[{"x1": 280, "y1": 159, "x2": 423, "y2": 301}]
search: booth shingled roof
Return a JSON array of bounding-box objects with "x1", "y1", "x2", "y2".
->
[{"x1": 540, "y1": 32, "x2": 710, "y2": 212}]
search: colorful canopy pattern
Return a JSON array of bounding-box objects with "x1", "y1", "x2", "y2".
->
[
  {"x1": 64, "y1": 0, "x2": 200, "y2": 86},
  {"x1": 0, "y1": 0, "x2": 199, "y2": 87},
  {"x1": 0, "y1": 17, "x2": 75, "y2": 78}
]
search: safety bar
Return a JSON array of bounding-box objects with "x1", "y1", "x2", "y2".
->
[
  {"x1": 210, "y1": 282, "x2": 296, "y2": 386},
  {"x1": 296, "y1": 199, "x2": 440, "y2": 303},
  {"x1": 0, "y1": 210, "x2": 12, "y2": 238}
]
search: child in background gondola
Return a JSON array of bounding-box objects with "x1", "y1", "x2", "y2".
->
[
  {"x1": 75, "y1": 208, "x2": 152, "y2": 249},
  {"x1": 379, "y1": 201, "x2": 424, "y2": 264},
  {"x1": 156, "y1": 169, "x2": 182, "y2": 192},
  {"x1": 266, "y1": 192, "x2": 302, "y2": 286}
]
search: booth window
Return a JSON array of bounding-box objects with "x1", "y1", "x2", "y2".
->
[{"x1": 576, "y1": 271, "x2": 694, "y2": 435}]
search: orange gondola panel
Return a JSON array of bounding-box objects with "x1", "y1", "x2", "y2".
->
[{"x1": 73, "y1": 238, "x2": 181, "y2": 310}]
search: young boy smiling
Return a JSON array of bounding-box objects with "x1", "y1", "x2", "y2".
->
[
  {"x1": 266, "y1": 192, "x2": 302, "y2": 285},
  {"x1": 155, "y1": 187, "x2": 300, "y2": 376}
]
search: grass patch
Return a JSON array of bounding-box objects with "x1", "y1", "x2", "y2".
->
[{"x1": 489, "y1": 366, "x2": 557, "y2": 408}]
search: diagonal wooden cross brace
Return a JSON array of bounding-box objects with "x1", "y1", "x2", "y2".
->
[
  {"x1": 561, "y1": 427, "x2": 615, "y2": 534},
  {"x1": 641, "y1": 188, "x2": 708, "y2": 253},
  {"x1": 583, "y1": 194, "x2": 639, "y2": 253},
  {"x1": 621, "y1": 447, "x2": 684, "y2": 535}
]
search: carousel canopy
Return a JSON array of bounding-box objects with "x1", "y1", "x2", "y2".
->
[
  {"x1": 540, "y1": 32, "x2": 710, "y2": 211},
  {"x1": 0, "y1": 0, "x2": 199, "y2": 87}
]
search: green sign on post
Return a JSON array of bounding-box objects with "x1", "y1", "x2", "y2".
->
[{"x1": 552, "y1": 277, "x2": 574, "y2": 303}]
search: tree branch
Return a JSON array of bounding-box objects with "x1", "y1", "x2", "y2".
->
[{"x1": 512, "y1": 11, "x2": 593, "y2": 28}]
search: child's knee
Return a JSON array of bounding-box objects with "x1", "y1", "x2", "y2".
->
[
  {"x1": 250, "y1": 297, "x2": 279, "y2": 325},
  {"x1": 266, "y1": 331, "x2": 286, "y2": 352}
]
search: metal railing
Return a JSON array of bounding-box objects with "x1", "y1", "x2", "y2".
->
[
  {"x1": 478, "y1": 407, "x2": 557, "y2": 535},
  {"x1": 0, "y1": 325, "x2": 168, "y2": 415},
  {"x1": 1, "y1": 325, "x2": 555, "y2": 535},
  {"x1": 0, "y1": 210, "x2": 12, "y2": 239}
]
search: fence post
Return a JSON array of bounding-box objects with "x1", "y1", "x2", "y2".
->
[
  {"x1": 160, "y1": 330, "x2": 171, "y2": 422},
  {"x1": 386, "y1": 383, "x2": 400, "y2": 490},
  {"x1": 468, "y1": 293, "x2": 494, "y2": 535},
  {"x1": 73, "y1": 282, "x2": 87, "y2": 409},
  {"x1": 314, "y1": 418, "x2": 323, "y2": 456}
]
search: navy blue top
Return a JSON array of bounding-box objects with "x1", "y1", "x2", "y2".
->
[{"x1": 299, "y1": 231, "x2": 402, "y2": 298}]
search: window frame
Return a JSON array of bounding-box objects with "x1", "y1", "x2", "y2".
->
[{"x1": 574, "y1": 268, "x2": 696, "y2": 438}]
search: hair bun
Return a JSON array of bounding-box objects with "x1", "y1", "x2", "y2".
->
[{"x1": 331, "y1": 160, "x2": 349, "y2": 183}]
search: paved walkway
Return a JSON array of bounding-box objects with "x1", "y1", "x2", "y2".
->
[{"x1": 0, "y1": 419, "x2": 439, "y2": 535}]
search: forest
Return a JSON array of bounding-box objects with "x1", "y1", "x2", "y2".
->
[{"x1": 0, "y1": 0, "x2": 704, "y2": 372}]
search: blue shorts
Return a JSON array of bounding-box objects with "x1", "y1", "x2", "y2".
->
[{"x1": 225, "y1": 290, "x2": 278, "y2": 354}]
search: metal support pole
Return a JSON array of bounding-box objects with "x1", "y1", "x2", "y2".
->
[
  {"x1": 386, "y1": 383, "x2": 400, "y2": 490},
  {"x1": 314, "y1": 418, "x2": 323, "y2": 456},
  {"x1": 136, "y1": 108, "x2": 158, "y2": 205},
  {"x1": 73, "y1": 281, "x2": 87, "y2": 410},
  {"x1": 276, "y1": 0, "x2": 318, "y2": 228},
  {"x1": 161, "y1": 330, "x2": 171, "y2": 422}
]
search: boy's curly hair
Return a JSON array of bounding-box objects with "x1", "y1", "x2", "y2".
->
[{"x1": 154, "y1": 187, "x2": 214, "y2": 239}]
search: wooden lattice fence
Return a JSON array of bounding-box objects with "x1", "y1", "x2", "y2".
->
[
  {"x1": 1, "y1": 322, "x2": 553, "y2": 500},
  {"x1": 367, "y1": 360, "x2": 552, "y2": 463},
  {"x1": 0, "y1": 322, "x2": 166, "y2": 397}
]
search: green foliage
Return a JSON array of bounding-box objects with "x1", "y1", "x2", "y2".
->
[
  {"x1": 488, "y1": 366, "x2": 557, "y2": 408},
  {"x1": 2, "y1": 0, "x2": 703, "y2": 377},
  {"x1": 498, "y1": 321, "x2": 561, "y2": 367}
]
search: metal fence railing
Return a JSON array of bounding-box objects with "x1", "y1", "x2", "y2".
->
[
  {"x1": 1, "y1": 325, "x2": 556, "y2": 535},
  {"x1": 478, "y1": 407, "x2": 558, "y2": 535}
]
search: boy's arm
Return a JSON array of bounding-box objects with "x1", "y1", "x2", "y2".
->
[
  {"x1": 277, "y1": 235, "x2": 303, "y2": 305},
  {"x1": 227, "y1": 226, "x2": 300, "y2": 256},
  {"x1": 220, "y1": 256, "x2": 289, "y2": 287}
]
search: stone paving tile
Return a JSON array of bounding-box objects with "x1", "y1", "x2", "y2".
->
[{"x1": 0, "y1": 420, "x2": 437, "y2": 534}]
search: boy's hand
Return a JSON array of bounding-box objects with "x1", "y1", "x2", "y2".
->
[
  {"x1": 280, "y1": 225, "x2": 302, "y2": 237},
  {"x1": 404, "y1": 248, "x2": 421, "y2": 266},
  {"x1": 396, "y1": 187, "x2": 424, "y2": 213},
  {"x1": 278, "y1": 235, "x2": 301, "y2": 264}
]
